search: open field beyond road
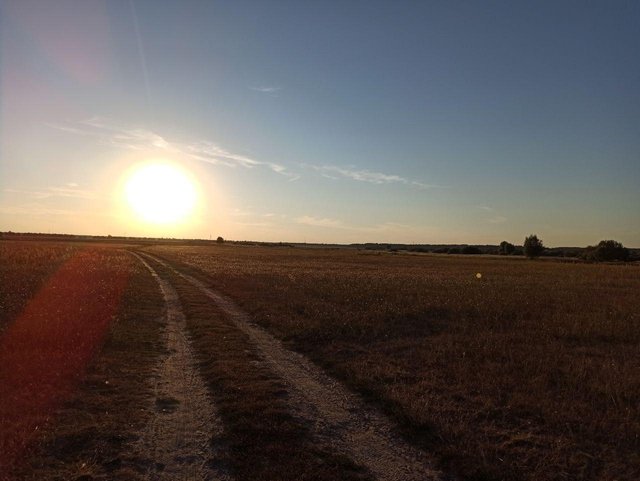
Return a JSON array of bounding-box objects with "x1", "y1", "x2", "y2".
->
[
  {"x1": 147, "y1": 244, "x2": 640, "y2": 481},
  {"x1": 1, "y1": 240, "x2": 638, "y2": 481}
]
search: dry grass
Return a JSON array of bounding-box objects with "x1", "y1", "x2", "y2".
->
[
  {"x1": 0, "y1": 241, "x2": 80, "y2": 332},
  {"x1": 0, "y1": 241, "x2": 164, "y2": 480},
  {"x1": 148, "y1": 244, "x2": 640, "y2": 481}
]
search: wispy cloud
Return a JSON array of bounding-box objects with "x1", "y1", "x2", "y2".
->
[
  {"x1": 294, "y1": 216, "x2": 417, "y2": 233},
  {"x1": 311, "y1": 165, "x2": 443, "y2": 189},
  {"x1": 249, "y1": 86, "x2": 282, "y2": 93},
  {"x1": 187, "y1": 140, "x2": 298, "y2": 179},
  {"x1": 475, "y1": 205, "x2": 507, "y2": 224},
  {"x1": 295, "y1": 215, "x2": 345, "y2": 228},
  {"x1": 48, "y1": 117, "x2": 298, "y2": 180},
  {"x1": 228, "y1": 208, "x2": 254, "y2": 217},
  {"x1": 233, "y1": 221, "x2": 275, "y2": 228},
  {"x1": 476, "y1": 205, "x2": 494, "y2": 212},
  {"x1": 4, "y1": 185, "x2": 97, "y2": 200},
  {"x1": 228, "y1": 208, "x2": 285, "y2": 229},
  {"x1": 0, "y1": 204, "x2": 77, "y2": 217}
]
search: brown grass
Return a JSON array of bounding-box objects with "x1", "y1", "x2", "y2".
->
[
  {"x1": 147, "y1": 244, "x2": 640, "y2": 481},
  {"x1": 0, "y1": 242, "x2": 164, "y2": 480},
  {"x1": 0, "y1": 241, "x2": 80, "y2": 332}
]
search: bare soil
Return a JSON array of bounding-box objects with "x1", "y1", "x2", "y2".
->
[{"x1": 123, "y1": 254, "x2": 228, "y2": 480}]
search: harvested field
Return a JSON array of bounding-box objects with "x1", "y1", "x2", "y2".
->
[
  {"x1": 0, "y1": 242, "x2": 165, "y2": 480},
  {"x1": 0, "y1": 241, "x2": 81, "y2": 332},
  {"x1": 2, "y1": 239, "x2": 639, "y2": 481},
  {"x1": 146, "y1": 244, "x2": 640, "y2": 481},
  {"x1": 141, "y1": 251, "x2": 445, "y2": 481},
  {"x1": 0, "y1": 244, "x2": 130, "y2": 476}
]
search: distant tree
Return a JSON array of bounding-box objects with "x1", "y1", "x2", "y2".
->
[
  {"x1": 499, "y1": 241, "x2": 515, "y2": 255},
  {"x1": 216, "y1": 236, "x2": 224, "y2": 244},
  {"x1": 523, "y1": 234, "x2": 544, "y2": 259},
  {"x1": 461, "y1": 246, "x2": 482, "y2": 255},
  {"x1": 583, "y1": 240, "x2": 629, "y2": 262},
  {"x1": 447, "y1": 247, "x2": 461, "y2": 254}
]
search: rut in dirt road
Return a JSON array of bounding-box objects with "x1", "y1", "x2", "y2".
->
[
  {"x1": 127, "y1": 253, "x2": 229, "y2": 481},
  {"x1": 139, "y1": 252, "x2": 452, "y2": 481}
]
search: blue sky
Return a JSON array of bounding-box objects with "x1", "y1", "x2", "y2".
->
[{"x1": 1, "y1": 0, "x2": 639, "y2": 245}]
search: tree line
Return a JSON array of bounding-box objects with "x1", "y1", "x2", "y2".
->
[{"x1": 500, "y1": 235, "x2": 631, "y2": 261}]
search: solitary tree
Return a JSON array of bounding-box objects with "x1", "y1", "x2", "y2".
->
[
  {"x1": 499, "y1": 240, "x2": 515, "y2": 255},
  {"x1": 216, "y1": 236, "x2": 224, "y2": 244},
  {"x1": 523, "y1": 234, "x2": 544, "y2": 259}
]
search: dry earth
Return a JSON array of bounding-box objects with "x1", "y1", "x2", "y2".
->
[{"x1": 123, "y1": 253, "x2": 229, "y2": 481}]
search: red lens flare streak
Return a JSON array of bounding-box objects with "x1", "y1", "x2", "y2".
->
[{"x1": 0, "y1": 249, "x2": 130, "y2": 475}]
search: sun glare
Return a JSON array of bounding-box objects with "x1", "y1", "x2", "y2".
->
[{"x1": 124, "y1": 163, "x2": 197, "y2": 224}]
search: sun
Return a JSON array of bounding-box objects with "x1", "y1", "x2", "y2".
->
[{"x1": 124, "y1": 162, "x2": 197, "y2": 224}]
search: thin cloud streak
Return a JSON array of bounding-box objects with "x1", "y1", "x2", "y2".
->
[
  {"x1": 49, "y1": 120, "x2": 428, "y2": 187},
  {"x1": 295, "y1": 216, "x2": 422, "y2": 234},
  {"x1": 311, "y1": 165, "x2": 445, "y2": 189},
  {"x1": 4, "y1": 186, "x2": 97, "y2": 200},
  {"x1": 249, "y1": 86, "x2": 282, "y2": 93},
  {"x1": 49, "y1": 118, "x2": 298, "y2": 180},
  {"x1": 295, "y1": 216, "x2": 344, "y2": 228},
  {"x1": 476, "y1": 205, "x2": 494, "y2": 212},
  {"x1": 0, "y1": 204, "x2": 77, "y2": 217}
]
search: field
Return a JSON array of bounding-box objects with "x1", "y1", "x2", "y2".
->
[
  {"x1": 0, "y1": 241, "x2": 165, "y2": 480},
  {"x1": 1, "y1": 240, "x2": 638, "y2": 481},
  {"x1": 146, "y1": 244, "x2": 640, "y2": 481}
]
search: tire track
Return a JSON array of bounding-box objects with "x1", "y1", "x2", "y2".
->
[
  {"x1": 127, "y1": 253, "x2": 229, "y2": 481},
  {"x1": 139, "y1": 252, "x2": 451, "y2": 481}
]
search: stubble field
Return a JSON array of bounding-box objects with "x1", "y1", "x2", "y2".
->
[
  {"x1": 1, "y1": 239, "x2": 638, "y2": 481},
  {"x1": 0, "y1": 241, "x2": 164, "y2": 480},
  {"x1": 147, "y1": 244, "x2": 640, "y2": 481}
]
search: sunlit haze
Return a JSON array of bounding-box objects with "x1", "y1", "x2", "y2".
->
[
  {"x1": 124, "y1": 162, "x2": 197, "y2": 225},
  {"x1": 1, "y1": 1, "x2": 638, "y2": 246}
]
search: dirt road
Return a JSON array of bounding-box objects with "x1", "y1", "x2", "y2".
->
[
  {"x1": 137, "y1": 251, "x2": 450, "y2": 481},
  {"x1": 126, "y1": 254, "x2": 229, "y2": 480}
]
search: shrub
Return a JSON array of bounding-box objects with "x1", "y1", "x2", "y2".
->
[
  {"x1": 461, "y1": 246, "x2": 482, "y2": 255},
  {"x1": 447, "y1": 247, "x2": 461, "y2": 254},
  {"x1": 583, "y1": 240, "x2": 629, "y2": 262},
  {"x1": 216, "y1": 236, "x2": 224, "y2": 244},
  {"x1": 499, "y1": 241, "x2": 516, "y2": 255}
]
